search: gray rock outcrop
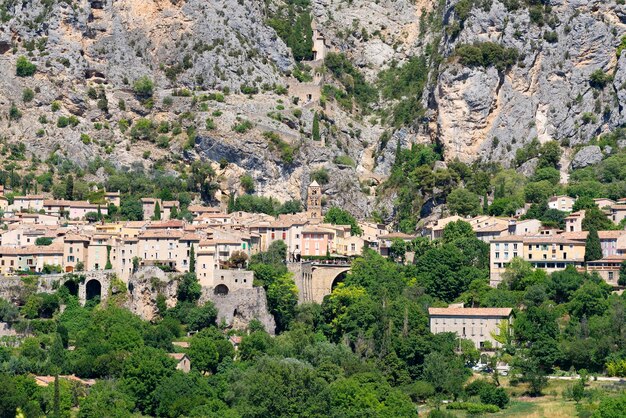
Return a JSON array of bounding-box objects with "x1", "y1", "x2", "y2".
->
[{"x1": 571, "y1": 145, "x2": 604, "y2": 169}]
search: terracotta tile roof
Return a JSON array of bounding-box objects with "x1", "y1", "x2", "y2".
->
[
  {"x1": 146, "y1": 220, "x2": 185, "y2": 229},
  {"x1": 303, "y1": 226, "x2": 337, "y2": 234},
  {"x1": 611, "y1": 205, "x2": 626, "y2": 210},
  {"x1": 162, "y1": 201, "x2": 180, "y2": 207},
  {"x1": 168, "y1": 353, "x2": 187, "y2": 361},
  {"x1": 561, "y1": 231, "x2": 626, "y2": 240},
  {"x1": 378, "y1": 232, "x2": 415, "y2": 240},
  {"x1": 44, "y1": 199, "x2": 71, "y2": 206},
  {"x1": 587, "y1": 255, "x2": 626, "y2": 263},
  {"x1": 141, "y1": 198, "x2": 159, "y2": 203},
  {"x1": 179, "y1": 233, "x2": 202, "y2": 241},
  {"x1": 523, "y1": 236, "x2": 583, "y2": 245},
  {"x1": 138, "y1": 230, "x2": 184, "y2": 239},
  {"x1": 14, "y1": 195, "x2": 44, "y2": 200},
  {"x1": 64, "y1": 234, "x2": 91, "y2": 242},
  {"x1": 188, "y1": 205, "x2": 221, "y2": 213},
  {"x1": 124, "y1": 221, "x2": 148, "y2": 228},
  {"x1": 428, "y1": 307, "x2": 513, "y2": 317},
  {"x1": 475, "y1": 224, "x2": 509, "y2": 233},
  {"x1": 565, "y1": 210, "x2": 585, "y2": 219}
]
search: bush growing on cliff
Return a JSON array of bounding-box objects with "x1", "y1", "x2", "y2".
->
[
  {"x1": 133, "y1": 76, "x2": 154, "y2": 98},
  {"x1": 589, "y1": 69, "x2": 612, "y2": 89},
  {"x1": 325, "y1": 52, "x2": 377, "y2": 110},
  {"x1": 16, "y1": 56, "x2": 36, "y2": 77},
  {"x1": 455, "y1": 42, "x2": 519, "y2": 71}
]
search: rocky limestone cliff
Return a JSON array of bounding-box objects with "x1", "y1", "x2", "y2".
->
[
  {"x1": 2, "y1": 0, "x2": 626, "y2": 219},
  {"x1": 0, "y1": 0, "x2": 390, "y2": 217},
  {"x1": 432, "y1": 0, "x2": 626, "y2": 166}
]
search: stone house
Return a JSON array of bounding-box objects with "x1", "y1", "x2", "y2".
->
[
  {"x1": 141, "y1": 198, "x2": 162, "y2": 220},
  {"x1": 105, "y1": 190, "x2": 121, "y2": 207},
  {"x1": 548, "y1": 195, "x2": 576, "y2": 212},
  {"x1": 168, "y1": 353, "x2": 191, "y2": 373},
  {"x1": 429, "y1": 307, "x2": 513, "y2": 349},
  {"x1": 63, "y1": 234, "x2": 91, "y2": 272},
  {"x1": 11, "y1": 195, "x2": 44, "y2": 212},
  {"x1": 585, "y1": 255, "x2": 626, "y2": 287},
  {"x1": 564, "y1": 210, "x2": 585, "y2": 232},
  {"x1": 490, "y1": 235, "x2": 586, "y2": 286}
]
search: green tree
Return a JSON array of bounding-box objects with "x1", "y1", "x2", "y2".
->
[
  {"x1": 584, "y1": 227, "x2": 602, "y2": 262},
  {"x1": 619, "y1": 261, "x2": 626, "y2": 286},
  {"x1": 267, "y1": 273, "x2": 299, "y2": 333},
  {"x1": 447, "y1": 188, "x2": 481, "y2": 216},
  {"x1": 324, "y1": 206, "x2": 362, "y2": 235},
  {"x1": 16, "y1": 56, "x2": 36, "y2": 77},
  {"x1": 582, "y1": 207, "x2": 614, "y2": 231},
  {"x1": 78, "y1": 380, "x2": 134, "y2": 418},
  {"x1": 591, "y1": 393, "x2": 626, "y2": 418},
  {"x1": 240, "y1": 174, "x2": 255, "y2": 193},
  {"x1": 569, "y1": 281, "x2": 609, "y2": 319},
  {"x1": 537, "y1": 141, "x2": 562, "y2": 169},
  {"x1": 153, "y1": 201, "x2": 161, "y2": 220},
  {"x1": 441, "y1": 220, "x2": 474, "y2": 243},
  {"x1": 177, "y1": 273, "x2": 201, "y2": 303},
  {"x1": 423, "y1": 351, "x2": 468, "y2": 400},
  {"x1": 312, "y1": 112, "x2": 321, "y2": 141},
  {"x1": 133, "y1": 76, "x2": 154, "y2": 98},
  {"x1": 188, "y1": 334, "x2": 219, "y2": 374},
  {"x1": 572, "y1": 196, "x2": 596, "y2": 212},
  {"x1": 65, "y1": 175, "x2": 74, "y2": 200},
  {"x1": 389, "y1": 239, "x2": 407, "y2": 263},
  {"x1": 189, "y1": 244, "x2": 196, "y2": 273},
  {"x1": 120, "y1": 346, "x2": 175, "y2": 415}
]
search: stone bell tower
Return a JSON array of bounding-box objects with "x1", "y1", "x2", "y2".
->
[{"x1": 307, "y1": 180, "x2": 322, "y2": 219}]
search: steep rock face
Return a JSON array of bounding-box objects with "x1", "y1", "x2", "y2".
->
[
  {"x1": 0, "y1": 0, "x2": 390, "y2": 216},
  {"x1": 433, "y1": 0, "x2": 626, "y2": 164}
]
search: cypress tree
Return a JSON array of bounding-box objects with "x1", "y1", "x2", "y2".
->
[
  {"x1": 65, "y1": 175, "x2": 74, "y2": 200},
  {"x1": 483, "y1": 192, "x2": 489, "y2": 214},
  {"x1": 53, "y1": 374, "x2": 60, "y2": 418},
  {"x1": 189, "y1": 244, "x2": 196, "y2": 273},
  {"x1": 584, "y1": 227, "x2": 602, "y2": 262},
  {"x1": 153, "y1": 201, "x2": 161, "y2": 220},
  {"x1": 619, "y1": 261, "x2": 626, "y2": 286},
  {"x1": 312, "y1": 112, "x2": 321, "y2": 141}
]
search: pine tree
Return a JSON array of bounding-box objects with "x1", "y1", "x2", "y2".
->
[
  {"x1": 483, "y1": 192, "x2": 489, "y2": 214},
  {"x1": 584, "y1": 227, "x2": 602, "y2": 262},
  {"x1": 65, "y1": 175, "x2": 74, "y2": 200},
  {"x1": 105, "y1": 245, "x2": 113, "y2": 270},
  {"x1": 53, "y1": 374, "x2": 60, "y2": 418},
  {"x1": 619, "y1": 261, "x2": 626, "y2": 286},
  {"x1": 189, "y1": 244, "x2": 196, "y2": 273},
  {"x1": 153, "y1": 201, "x2": 161, "y2": 220},
  {"x1": 312, "y1": 112, "x2": 321, "y2": 141}
]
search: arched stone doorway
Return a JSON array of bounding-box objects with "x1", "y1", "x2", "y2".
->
[
  {"x1": 214, "y1": 284, "x2": 229, "y2": 296},
  {"x1": 63, "y1": 280, "x2": 79, "y2": 297},
  {"x1": 85, "y1": 279, "x2": 102, "y2": 301}
]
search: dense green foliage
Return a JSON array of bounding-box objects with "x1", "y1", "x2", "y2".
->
[
  {"x1": 323, "y1": 206, "x2": 362, "y2": 235},
  {"x1": 455, "y1": 42, "x2": 519, "y2": 71},
  {"x1": 266, "y1": 0, "x2": 313, "y2": 61},
  {"x1": 378, "y1": 57, "x2": 429, "y2": 127},
  {"x1": 16, "y1": 56, "x2": 36, "y2": 77},
  {"x1": 324, "y1": 52, "x2": 377, "y2": 110}
]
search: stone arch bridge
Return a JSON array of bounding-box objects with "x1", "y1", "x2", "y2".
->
[
  {"x1": 288, "y1": 261, "x2": 351, "y2": 304},
  {"x1": 0, "y1": 270, "x2": 114, "y2": 306}
]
